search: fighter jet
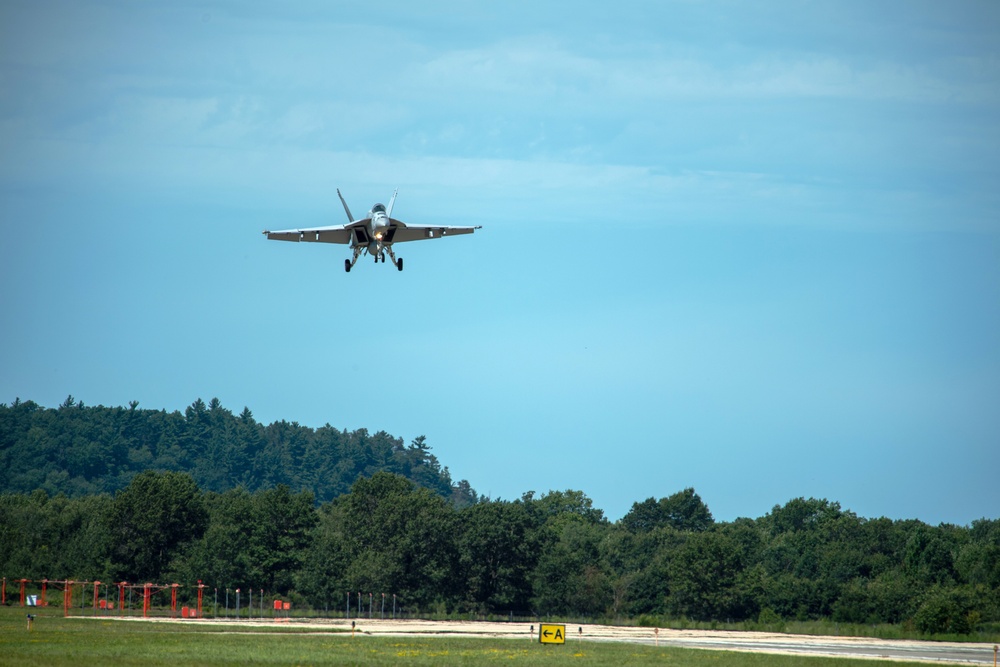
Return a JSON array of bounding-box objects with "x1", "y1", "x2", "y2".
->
[{"x1": 262, "y1": 189, "x2": 481, "y2": 272}]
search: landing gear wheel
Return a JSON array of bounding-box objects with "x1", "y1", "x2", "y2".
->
[
  {"x1": 344, "y1": 259, "x2": 351, "y2": 273},
  {"x1": 396, "y1": 257, "x2": 403, "y2": 271}
]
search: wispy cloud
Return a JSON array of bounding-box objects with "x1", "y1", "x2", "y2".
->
[
  {"x1": 2, "y1": 2, "x2": 997, "y2": 234},
  {"x1": 410, "y1": 37, "x2": 1000, "y2": 106}
]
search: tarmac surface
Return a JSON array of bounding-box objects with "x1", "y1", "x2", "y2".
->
[{"x1": 113, "y1": 616, "x2": 999, "y2": 665}]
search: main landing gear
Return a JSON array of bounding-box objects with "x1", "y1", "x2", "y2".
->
[
  {"x1": 385, "y1": 245, "x2": 403, "y2": 271},
  {"x1": 343, "y1": 247, "x2": 402, "y2": 272},
  {"x1": 345, "y1": 246, "x2": 363, "y2": 272}
]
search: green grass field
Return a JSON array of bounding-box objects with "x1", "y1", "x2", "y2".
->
[{"x1": 0, "y1": 607, "x2": 937, "y2": 666}]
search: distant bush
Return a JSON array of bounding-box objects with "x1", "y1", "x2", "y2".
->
[{"x1": 914, "y1": 587, "x2": 975, "y2": 635}]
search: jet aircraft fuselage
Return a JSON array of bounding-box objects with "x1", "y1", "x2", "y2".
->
[{"x1": 263, "y1": 189, "x2": 480, "y2": 272}]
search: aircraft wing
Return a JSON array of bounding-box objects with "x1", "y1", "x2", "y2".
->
[
  {"x1": 262, "y1": 221, "x2": 369, "y2": 245},
  {"x1": 386, "y1": 219, "x2": 481, "y2": 243}
]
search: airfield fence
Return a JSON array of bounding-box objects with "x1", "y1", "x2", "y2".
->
[{"x1": 2, "y1": 577, "x2": 549, "y2": 623}]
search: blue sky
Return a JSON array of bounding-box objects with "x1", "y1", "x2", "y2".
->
[{"x1": 2, "y1": 1, "x2": 998, "y2": 525}]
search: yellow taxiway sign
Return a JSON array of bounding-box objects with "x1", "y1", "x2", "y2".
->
[{"x1": 539, "y1": 623, "x2": 566, "y2": 644}]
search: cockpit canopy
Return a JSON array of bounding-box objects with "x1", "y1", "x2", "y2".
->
[{"x1": 372, "y1": 203, "x2": 386, "y2": 215}]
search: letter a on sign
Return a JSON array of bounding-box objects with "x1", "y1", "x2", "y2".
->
[{"x1": 539, "y1": 623, "x2": 566, "y2": 644}]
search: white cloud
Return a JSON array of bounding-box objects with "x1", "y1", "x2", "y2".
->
[
  {"x1": 2, "y1": 3, "x2": 996, "y2": 236},
  {"x1": 411, "y1": 38, "x2": 1000, "y2": 107}
]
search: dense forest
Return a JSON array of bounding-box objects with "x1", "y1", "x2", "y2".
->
[
  {"x1": 2, "y1": 398, "x2": 998, "y2": 635},
  {"x1": 0, "y1": 397, "x2": 476, "y2": 505}
]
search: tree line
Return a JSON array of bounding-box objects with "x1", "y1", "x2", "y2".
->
[
  {"x1": 1, "y1": 397, "x2": 998, "y2": 634},
  {"x1": 1, "y1": 471, "x2": 997, "y2": 635},
  {"x1": 0, "y1": 397, "x2": 476, "y2": 506}
]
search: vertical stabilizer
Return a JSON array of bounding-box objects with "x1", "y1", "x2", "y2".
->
[
  {"x1": 386, "y1": 188, "x2": 398, "y2": 218},
  {"x1": 337, "y1": 189, "x2": 354, "y2": 222}
]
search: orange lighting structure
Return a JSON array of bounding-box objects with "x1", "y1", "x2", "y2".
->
[
  {"x1": 196, "y1": 580, "x2": 205, "y2": 618},
  {"x1": 118, "y1": 582, "x2": 127, "y2": 616},
  {"x1": 62, "y1": 580, "x2": 74, "y2": 617}
]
